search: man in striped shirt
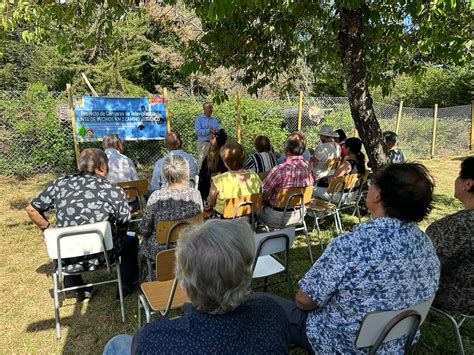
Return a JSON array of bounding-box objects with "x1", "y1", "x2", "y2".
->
[
  {"x1": 244, "y1": 135, "x2": 277, "y2": 173},
  {"x1": 260, "y1": 132, "x2": 316, "y2": 226}
]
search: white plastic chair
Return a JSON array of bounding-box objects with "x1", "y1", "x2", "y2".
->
[
  {"x1": 430, "y1": 307, "x2": 473, "y2": 355},
  {"x1": 252, "y1": 227, "x2": 296, "y2": 294},
  {"x1": 356, "y1": 297, "x2": 434, "y2": 354},
  {"x1": 44, "y1": 221, "x2": 125, "y2": 339}
]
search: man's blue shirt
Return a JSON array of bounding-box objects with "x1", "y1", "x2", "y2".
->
[
  {"x1": 194, "y1": 114, "x2": 221, "y2": 142},
  {"x1": 150, "y1": 150, "x2": 198, "y2": 192},
  {"x1": 299, "y1": 217, "x2": 440, "y2": 353}
]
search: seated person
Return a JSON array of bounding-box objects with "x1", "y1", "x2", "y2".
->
[
  {"x1": 149, "y1": 132, "x2": 198, "y2": 192},
  {"x1": 244, "y1": 135, "x2": 277, "y2": 173},
  {"x1": 383, "y1": 130, "x2": 405, "y2": 163},
  {"x1": 265, "y1": 163, "x2": 440, "y2": 353},
  {"x1": 311, "y1": 124, "x2": 341, "y2": 178},
  {"x1": 313, "y1": 137, "x2": 366, "y2": 202},
  {"x1": 25, "y1": 148, "x2": 139, "y2": 300},
  {"x1": 207, "y1": 141, "x2": 261, "y2": 217},
  {"x1": 198, "y1": 129, "x2": 228, "y2": 201},
  {"x1": 260, "y1": 132, "x2": 316, "y2": 226},
  {"x1": 102, "y1": 134, "x2": 140, "y2": 209},
  {"x1": 427, "y1": 156, "x2": 473, "y2": 314},
  {"x1": 139, "y1": 155, "x2": 203, "y2": 281},
  {"x1": 103, "y1": 220, "x2": 290, "y2": 354}
]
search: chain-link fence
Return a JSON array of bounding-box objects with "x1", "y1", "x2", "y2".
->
[{"x1": 0, "y1": 89, "x2": 471, "y2": 177}]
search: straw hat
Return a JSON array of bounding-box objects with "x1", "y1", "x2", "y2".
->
[{"x1": 318, "y1": 124, "x2": 339, "y2": 138}]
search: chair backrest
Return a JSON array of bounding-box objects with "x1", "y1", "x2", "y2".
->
[
  {"x1": 155, "y1": 248, "x2": 177, "y2": 281},
  {"x1": 356, "y1": 297, "x2": 434, "y2": 353},
  {"x1": 44, "y1": 221, "x2": 113, "y2": 260},
  {"x1": 258, "y1": 171, "x2": 269, "y2": 181},
  {"x1": 155, "y1": 212, "x2": 204, "y2": 245},
  {"x1": 222, "y1": 193, "x2": 262, "y2": 219},
  {"x1": 253, "y1": 227, "x2": 296, "y2": 257},
  {"x1": 274, "y1": 186, "x2": 313, "y2": 209},
  {"x1": 115, "y1": 179, "x2": 148, "y2": 199}
]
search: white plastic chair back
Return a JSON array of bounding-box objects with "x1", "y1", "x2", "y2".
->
[
  {"x1": 44, "y1": 221, "x2": 113, "y2": 259},
  {"x1": 254, "y1": 227, "x2": 296, "y2": 256},
  {"x1": 356, "y1": 297, "x2": 434, "y2": 348}
]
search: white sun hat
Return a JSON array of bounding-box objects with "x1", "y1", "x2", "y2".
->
[{"x1": 318, "y1": 124, "x2": 339, "y2": 138}]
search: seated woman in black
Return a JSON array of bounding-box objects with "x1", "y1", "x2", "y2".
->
[
  {"x1": 197, "y1": 129, "x2": 228, "y2": 201},
  {"x1": 313, "y1": 137, "x2": 366, "y2": 202},
  {"x1": 103, "y1": 220, "x2": 289, "y2": 354}
]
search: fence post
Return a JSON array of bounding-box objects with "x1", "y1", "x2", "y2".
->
[
  {"x1": 395, "y1": 100, "x2": 403, "y2": 134},
  {"x1": 66, "y1": 84, "x2": 81, "y2": 170},
  {"x1": 431, "y1": 104, "x2": 438, "y2": 158},
  {"x1": 163, "y1": 88, "x2": 170, "y2": 133},
  {"x1": 236, "y1": 90, "x2": 241, "y2": 143},
  {"x1": 297, "y1": 91, "x2": 303, "y2": 131},
  {"x1": 470, "y1": 99, "x2": 474, "y2": 150}
]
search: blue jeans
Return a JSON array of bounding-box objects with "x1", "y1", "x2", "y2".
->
[{"x1": 103, "y1": 334, "x2": 133, "y2": 355}]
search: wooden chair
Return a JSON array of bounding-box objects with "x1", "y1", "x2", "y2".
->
[
  {"x1": 138, "y1": 248, "x2": 189, "y2": 326},
  {"x1": 257, "y1": 171, "x2": 270, "y2": 181},
  {"x1": 261, "y1": 186, "x2": 315, "y2": 263},
  {"x1": 222, "y1": 193, "x2": 262, "y2": 229},
  {"x1": 115, "y1": 179, "x2": 148, "y2": 222},
  {"x1": 325, "y1": 156, "x2": 342, "y2": 172},
  {"x1": 333, "y1": 172, "x2": 369, "y2": 228}
]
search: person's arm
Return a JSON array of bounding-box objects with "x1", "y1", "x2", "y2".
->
[
  {"x1": 328, "y1": 160, "x2": 351, "y2": 184},
  {"x1": 296, "y1": 289, "x2": 318, "y2": 311},
  {"x1": 115, "y1": 189, "x2": 131, "y2": 234},
  {"x1": 244, "y1": 155, "x2": 255, "y2": 171},
  {"x1": 129, "y1": 158, "x2": 139, "y2": 181},
  {"x1": 25, "y1": 204, "x2": 51, "y2": 231},
  {"x1": 210, "y1": 117, "x2": 221, "y2": 130},
  {"x1": 149, "y1": 160, "x2": 163, "y2": 192},
  {"x1": 207, "y1": 181, "x2": 219, "y2": 210},
  {"x1": 139, "y1": 202, "x2": 156, "y2": 238},
  {"x1": 261, "y1": 170, "x2": 279, "y2": 205}
]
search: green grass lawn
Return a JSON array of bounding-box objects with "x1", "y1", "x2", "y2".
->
[{"x1": 1, "y1": 153, "x2": 472, "y2": 354}]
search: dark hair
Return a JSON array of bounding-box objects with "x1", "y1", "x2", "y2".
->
[
  {"x1": 79, "y1": 148, "x2": 108, "y2": 173},
  {"x1": 372, "y1": 163, "x2": 434, "y2": 222},
  {"x1": 285, "y1": 132, "x2": 306, "y2": 155},
  {"x1": 254, "y1": 136, "x2": 271, "y2": 152},
  {"x1": 459, "y1": 156, "x2": 474, "y2": 193},
  {"x1": 335, "y1": 129, "x2": 347, "y2": 142},
  {"x1": 208, "y1": 129, "x2": 227, "y2": 173},
  {"x1": 345, "y1": 137, "x2": 366, "y2": 172},
  {"x1": 383, "y1": 131, "x2": 399, "y2": 146},
  {"x1": 220, "y1": 141, "x2": 245, "y2": 170}
]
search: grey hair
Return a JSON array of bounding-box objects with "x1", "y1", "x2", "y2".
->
[
  {"x1": 175, "y1": 219, "x2": 256, "y2": 314},
  {"x1": 161, "y1": 155, "x2": 189, "y2": 184},
  {"x1": 102, "y1": 134, "x2": 122, "y2": 150},
  {"x1": 383, "y1": 131, "x2": 399, "y2": 146}
]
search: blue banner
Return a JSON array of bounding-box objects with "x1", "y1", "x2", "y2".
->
[{"x1": 73, "y1": 96, "x2": 167, "y2": 141}]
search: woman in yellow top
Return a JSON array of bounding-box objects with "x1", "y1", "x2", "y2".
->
[{"x1": 207, "y1": 141, "x2": 262, "y2": 217}]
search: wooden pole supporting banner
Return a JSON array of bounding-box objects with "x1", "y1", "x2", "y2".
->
[
  {"x1": 163, "y1": 88, "x2": 170, "y2": 133},
  {"x1": 470, "y1": 99, "x2": 474, "y2": 150},
  {"x1": 297, "y1": 91, "x2": 303, "y2": 131},
  {"x1": 431, "y1": 104, "x2": 438, "y2": 158},
  {"x1": 395, "y1": 100, "x2": 403, "y2": 134},
  {"x1": 66, "y1": 84, "x2": 81, "y2": 170},
  {"x1": 236, "y1": 90, "x2": 241, "y2": 143}
]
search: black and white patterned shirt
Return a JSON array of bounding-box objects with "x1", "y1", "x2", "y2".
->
[{"x1": 31, "y1": 171, "x2": 130, "y2": 228}]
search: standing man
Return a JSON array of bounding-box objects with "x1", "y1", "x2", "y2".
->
[
  {"x1": 102, "y1": 134, "x2": 139, "y2": 184},
  {"x1": 150, "y1": 131, "x2": 198, "y2": 192},
  {"x1": 195, "y1": 102, "x2": 221, "y2": 169},
  {"x1": 25, "y1": 148, "x2": 139, "y2": 301}
]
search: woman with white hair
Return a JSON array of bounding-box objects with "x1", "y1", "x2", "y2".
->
[
  {"x1": 138, "y1": 155, "x2": 203, "y2": 280},
  {"x1": 103, "y1": 220, "x2": 289, "y2": 354}
]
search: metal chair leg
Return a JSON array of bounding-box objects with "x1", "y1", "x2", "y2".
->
[
  {"x1": 138, "y1": 294, "x2": 152, "y2": 325},
  {"x1": 116, "y1": 262, "x2": 126, "y2": 322},
  {"x1": 52, "y1": 273, "x2": 61, "y2": 340},
  {"x1": 302, "y1": 220, "x2": 314, "y2": 263},
  {"x1": 138, "y1": 296, "x2": 143, "y2": 328},
  {"x1": 431, "y1": 307, "x2": 466, "y2": 355}
]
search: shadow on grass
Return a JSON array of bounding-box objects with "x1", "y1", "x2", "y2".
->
[
  {"x1": 36, "y1": 263, "x2": 53, "y2": 275},
  {"x1": 9, "y1": 198, "x2": 31, "y2": 210}
]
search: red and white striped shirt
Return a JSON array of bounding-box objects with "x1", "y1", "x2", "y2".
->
[{"x1": 262, "y1": 155, "x2": 316, "y2": 206}]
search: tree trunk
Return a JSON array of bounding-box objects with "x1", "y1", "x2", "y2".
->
[{"x1": 337, "y1": 2, "x2": 389, "y2": 171}]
